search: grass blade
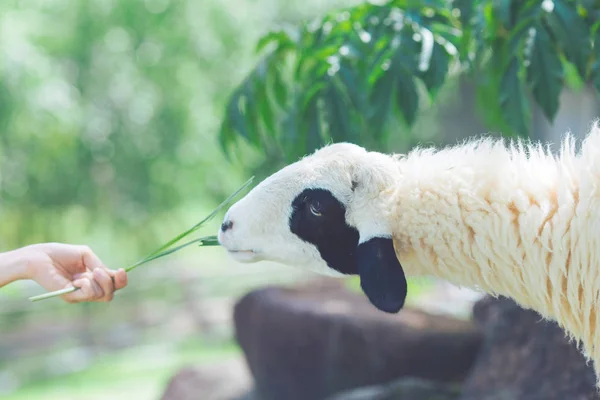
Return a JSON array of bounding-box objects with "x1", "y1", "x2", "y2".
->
[
  {"x1": 126, "y1": 235, "x2": 218, "y2": 272},
  {"x1": 28, "y1": 287, "x2": 82, "y2": 302},
  {"x1": 136, "y1": 176, "x2": 255, "y2": 262}
]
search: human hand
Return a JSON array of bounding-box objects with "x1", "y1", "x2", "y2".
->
[{"x1": 21, "y1": 243, "x2": 128, "y2": 303}]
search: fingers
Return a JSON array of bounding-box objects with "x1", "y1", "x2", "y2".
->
[
  {"x1": 108, "y1": 268, "x2": 128, "y2": 290},
  {"x1": 61, "y1": 274, "x2": 104, "y2": 303},
  {"x1": 75, "y1": 246, "x2": 129, "y2": 302},
  {"x1": 61, "y1": 269, "x2": 124, "y2": 303},
  {"x1": 93, "y1": 268, "x2": 115, "y2": 302}
]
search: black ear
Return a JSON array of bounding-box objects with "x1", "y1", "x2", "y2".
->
[{"x1": 356, "y1": 237, "x2": 407, "y2": 313}]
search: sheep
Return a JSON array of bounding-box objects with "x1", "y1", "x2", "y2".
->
[{"x1": 217, "y1": 122, "x2": 600, "y2": 384}]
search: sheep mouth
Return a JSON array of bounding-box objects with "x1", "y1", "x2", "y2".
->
[
  {"x1": 226, "y1": 249, "x2": 260, "y2": 263},
  {"x1": 228, "y1": 249, "x2": 255, "y2": 254}
]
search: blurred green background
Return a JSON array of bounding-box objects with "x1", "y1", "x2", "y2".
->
[
  {"x1": 1, "y1": 0, "x2": 598, "y2": 399},
  {"x1": 0, "y1": 0, "x2": 359, "y2": 398}
]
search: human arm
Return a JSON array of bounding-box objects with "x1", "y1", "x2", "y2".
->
[{"x1": 0, "y1": 243, "x2": 128, "y2": 303}]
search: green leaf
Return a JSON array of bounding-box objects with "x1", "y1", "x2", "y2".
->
[
  {"x1": 453, "y1": 0, "x2": 473, "y2": 62},
  {"x1": 304, "y1": 96, "x2": 325, "y2": 153},
  {"x1": 593, "y1": 62, "x2": 600, "y2": 92},
  {"x1": 218, "y1": 118, "x2": 235, "y2": 159},
  {"x1": 544, "y1": 0, "x2": 591, "y2": 78},
  {"x1": 242, "y1": 86, "x2": 262, "y2": 147},
  {"x1": 256, "y1": 25, "x2": 300, "y2": 53},
  {"x1": 591, "y1": 22, "x2": 600, "y2": 92},
  {"x1": 393, "y1": 31, "x2": 422, "y2": 73},
  {"x1": 259, "y1": 88, "x2": 277, "y2": 137},
  {"x1": 363, "y1": 6, "x2": 391, "y2": 46},
  {"x1": 515, "y1": 0, "x2": 544, "y2": 21},
  {"x1": 526, "y1": 26, "x2": 563, "y2": 121},
  {"x1": 225, "y1": 89, "x2": 255, "y2": 145},
  {"x1": 299, "y1": 56, "x2": 331, "y2": 83},
  {"x1": 562, "y1": 59, "x2": 585, "y2": 90},
  {"x1": 337, "y1": 62, "x2": 368, "y2": 112},
  {"x1": 271, "y1": 64, "x2": 289, "y2": 107},
  {"x1": 300, "y1": 81, "x2": 328, "y2": 111},
  {"x1": 491, "y1": 0, "x2": 512, "y2": 30},
  {"x1": 474, "y1": 72, "x2": 506, "y2": 130},
  {"x1": 499, "y1": 59, "x2": 530, "y2": 136},
  {"x1": 418, "y1": 40, "x2": 450, "y2": 95},
  {"x1": 392, "y1": 0, "x2": 447, "y2": 8},
  {"x1": 369, "y1": 67, "x2": 395, "y2": 138},
  {"x1": 506, "y1": 1, "x2": 543, "y2": 58},
  {"x1": 198, "y1": 236, "x2": 220, "y2": 246},
  {"x1": 280, "y1": 105, "x2": 302, "y2": 159},
  {"x1": 395, "y1": 73, "x2": 419, "y2": 125},
  {"x1": 254, "y1": 63, "x2": 278, "y2": 137},
  {"x1": 454, "y1": 0, "x2": 473, "y2": 26},
  {"x1": 368, "y1": 37, "x2": 396, "y2": 84},
  {"x1": 470, "y1": 2, "x2": 492, "y2": 68},
  {"x1": 325, "y1": 79, "x2": 354, "y2": 142},
  {"x1": 256, "y1": 30, "x2": 288, "y2": 53}
]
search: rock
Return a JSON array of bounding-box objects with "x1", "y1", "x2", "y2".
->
[
  {"x1": 327, "y1": 377, "x2": 462, "y2": 400},
  {"x1": 233, "y1": 278, "x2": 483, "y2": 400},
  {"x1": 460, "y1": 296, "x2": 599, "y2": 400},
  {"x1": 230, "y1": 388, "x2": 261, "y2": 400},
  {"x1": 409, "y1": 281, "x2": 484, "y2": 320},
  {"x1": 160, "y1": 357, "x2": 252, "y2": 400}
]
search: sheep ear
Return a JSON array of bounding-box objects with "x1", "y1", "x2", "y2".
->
[{"x1": 356, "y1": 236, "x2": 407, "y2": 313}]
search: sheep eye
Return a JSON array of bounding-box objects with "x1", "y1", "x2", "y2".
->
[{"x1": 309, "y1": 203, "x2": 322, "y2": 217}]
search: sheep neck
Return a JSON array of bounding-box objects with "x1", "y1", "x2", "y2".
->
[{"x1": 388, "y1": 138, "x2": 600, "y2": 369}]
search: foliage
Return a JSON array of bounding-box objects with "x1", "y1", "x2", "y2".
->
[
  {"x1": 2, "y1": 0, "x2": 341, "y2": 254},
  {"x1": 0, "y1": 0, "x2": 238, "y2": 250},
  {"x1": 220, "y1": 0, "x2": 600, "y2": 161}
]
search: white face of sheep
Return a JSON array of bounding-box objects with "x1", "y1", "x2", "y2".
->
[{"x1": 218, "y1": 142, "x2": 408, "y2": 314}]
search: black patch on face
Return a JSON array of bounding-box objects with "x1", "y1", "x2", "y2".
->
[{"x1": 289, "y1": 188, "x2": 359, "y2": 275}]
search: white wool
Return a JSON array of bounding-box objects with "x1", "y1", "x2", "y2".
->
[{"x1": 389, "y1": 122, "x2": 600, "y2": 381}]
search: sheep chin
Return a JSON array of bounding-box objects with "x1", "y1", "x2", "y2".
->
[{"x1": 225, "y1": 249, "x2": 261, "y2": 263}]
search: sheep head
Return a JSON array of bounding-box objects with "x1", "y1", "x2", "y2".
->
[{"x1": 218, "y1": 142, "x2": 407, "y2": 313}]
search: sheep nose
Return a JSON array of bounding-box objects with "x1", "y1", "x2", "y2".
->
[{"x1": 221, "y1": 220, "x2": 233, "y2": 232}]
